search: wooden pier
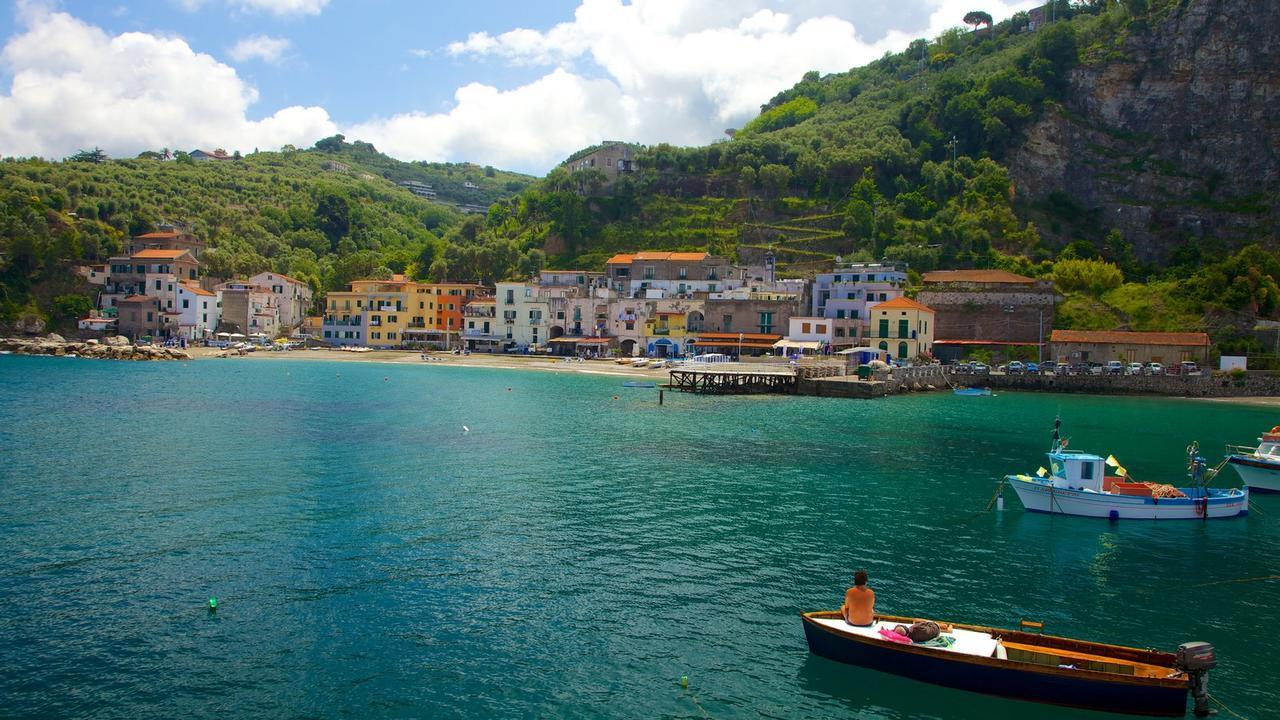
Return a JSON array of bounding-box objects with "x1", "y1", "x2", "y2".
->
[{"x1": 667, "y1": 366, "x2": 798, "y2": 394}]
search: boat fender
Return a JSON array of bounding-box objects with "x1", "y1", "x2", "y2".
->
[
  {"x1": 995, "y1": 641, "x2": 1008, "y2": 661},
  {"x1": 1109, "y1": 510, "x2": 1119, "y2": 521}
]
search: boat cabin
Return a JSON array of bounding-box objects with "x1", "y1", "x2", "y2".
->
[
  {"x1": 1255, "y1": 434, "x2": 1280, "y2": 459},
  {"x1": 1049, "y1": 451, "x2": 1106, "y2": 492}
]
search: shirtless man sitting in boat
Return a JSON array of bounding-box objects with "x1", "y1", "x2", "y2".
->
[{"x1": 842, "y1": 570, "x2": 875, "y2": 626}]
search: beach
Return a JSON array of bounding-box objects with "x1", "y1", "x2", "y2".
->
[{"x1": 186, "y1": 346, "x2": 671, "y2": 378}]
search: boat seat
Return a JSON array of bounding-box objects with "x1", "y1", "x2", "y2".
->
[{"x1": 813, "y1": 618, "x2": 1000, "y2": 658}]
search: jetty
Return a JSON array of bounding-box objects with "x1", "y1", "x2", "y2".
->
[{"x1": 666, "y1": 361, "x2": 947, "y2": 398}]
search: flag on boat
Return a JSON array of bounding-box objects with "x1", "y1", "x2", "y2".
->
[
  {"x1": 1036, "y1": 467, "x2": 1048, "y2": 477},
  {"x1": 1106, "y1": 455, "x2": 1120, "y2": 467},
  {"x1": 1116, "y1": 466, "x2": 1128, "y2": 477}
]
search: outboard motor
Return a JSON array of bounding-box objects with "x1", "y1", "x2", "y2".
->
[{"x1": 1176, "y1": 642, "x2": 1217, "y2": 717}]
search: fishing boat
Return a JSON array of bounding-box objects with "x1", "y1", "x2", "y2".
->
[
  {"x1": 801, "y1": 611, "x2": 1218, "y2": 717},
  {"x1": 1005, "y1": 420, "x2": 1247, "y2": 520},
  {"x1": 953, "y1": 387, "x2": 992, "y2": 397},
  {"x1": 1224, "y1": 426, "x2": 1280, "y2": 493}
]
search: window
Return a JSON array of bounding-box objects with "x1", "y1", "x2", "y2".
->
[
  {"x1": 372, "y1": 332, "x2": 380, "y2": 340},
  {"x1": 154, "y1": 279, "x2": 161, "y2": 290},
  {"x1": 879, "y1": 341, "x2": 888, "y2": 351},
  {"x1": 625, "y1": 321, "x2": 635, "y2": 330},
  {"x1": 678, "y1": 267, "x2": 687, "y2": 279},
  {"x1": 722, "y1": 314, "x2": 733, "y2": 331},
  {"x1": 644, "y1": 266, "x2": 655, "y2": 279},
  {"x1": 899, "y1": 319, "x2": 909, "y2": 338},
  {"x1": 852, "y1": 310, "x2": 860, "y2": 320},
  {"x1": 1082, "y1": 462, "x2": 1096, "y2": 480},
  {"x1": 835, "y1": 328, "x2": 845, "y2": 337},
  {"x1": 388, "y1": 332, "x2": 397, "y2": 340},
  {"x1": 388, "y1": 315, "x2": 397, "y2": 323},
  {"x1": 898, "y1": 342, "x2": 908, "y2": 359},
  {"x1": 202, "y1": 314, "x2": 207, "y2": 322},
  {"x1": 878, "y1": 319, "x2": 889, "y2": 338},
  {"x1": 802, "y1": 322, "x2": 811, "y2": 333},
  {"x1": 758, "y1": 312, "x2": 774, "y2": 334},
  {"x1": 146, "y1": 311, "x2": 153, "y2": 321},
  {"x1": 836, "y1": 309, "x2": 845, "y2": 319},
  {"x1": 182, "y1": 299, "x2": 190, "y2": 309},
  {"x1": 324, "y1": 330, "x2": 332, "y2": 338},
  {"x1": 817, "y1": 324, "x2": 827, "y2": 334}
]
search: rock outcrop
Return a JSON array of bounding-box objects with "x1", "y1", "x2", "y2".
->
[
  {"x1": 0, "y1": 336, "x2": 191, "y2": 361},
  {"x1": 1009, "y1": 0, "x2": 1280, "y2": 262}
]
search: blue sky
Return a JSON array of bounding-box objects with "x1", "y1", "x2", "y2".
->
[{"x1": 0, "y1": 1, "x2": 1040, "y2": 174}]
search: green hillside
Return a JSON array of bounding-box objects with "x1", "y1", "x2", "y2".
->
[{"x1": 0, "y1": 138, "x2": 537, "y2": 329}]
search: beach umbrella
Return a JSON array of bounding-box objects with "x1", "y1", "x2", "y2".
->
[{"x1": 229, "y1": 333, "x2": 246, "y2": 338}]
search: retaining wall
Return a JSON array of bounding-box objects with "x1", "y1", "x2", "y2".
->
[{"x1": 972, "y1": 372, "x2": 1280, "y2": 398}]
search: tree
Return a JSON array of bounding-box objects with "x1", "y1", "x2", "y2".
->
[
  {"x1": 963, "y1": 10, "x2": 994, "y2": 30},
  {"x1": 68, "y1": 148, "x2": 107, "y2": 163},
  {"x1": 314, "y1": 134, "x2": 346, "y2": 152},
  {"x1": 428, "y1": 258, "x2": 449, "y2": 282},
  {"x1": 51, "y1": 294, "x2": 93, "y2": 324},
  {"x1": 758, "y1": 164, "x2": 793, "y2": 198},
  {"x1": 1052, "y1": 258, "x2": 1123, "y2": 295}
]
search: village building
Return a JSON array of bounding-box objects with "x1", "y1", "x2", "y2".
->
[
  {"x1": 868, "y1": 296, "x2": 936, "y2": 361},
  {"x1": 248, "y1": 272, "x2": 313, "y2": 334},
  {"x1": 562, "y1": 141, "x2": 636, "y2": 187},
  {"x1": 461, "y1": 297, "x2": 501, "y2": 352},
  {"x1": 99, "y1": 248, "x2": 201, "y2": 314},
  {"x1": 605, "y1": 251, "x2": 743, "y2": 298},
  {"x1": 495, "y1": 281, "x2": 551, "y2": 351},
  {"x1": 811, "y1": 262, "x2": 908, "y2": 348},
  {"x1": 126, "y1": 229, "x2": 207, "y2": 260},
  {"x1": 176, "y1": 281, "x2": 220, "y2": 340},
  {"x1": 116, "y1": 295, "x2": 162, "y2": 340},
  {"x1": 188, "y1": 149, "x2": 234, "y2": 161},
  {"x1": 218, "y1": 281, "x2": 279, "y2": 339},
  {"x1": 404, "y1": 282, "x2": 488, "y2": 349},
  {"x1": 685, "y1": 332, "x2": 783, "y2": 358},
  {"x1": 1049, "y1": 330, "x2": 1211, "y2": 365},
  {"x1": 916, "y1": 269, "x2": 1055, "y2": 362},
  {"x1": 781, "y1": 316, "x2": 834, "y2": 355},
  {"x1": 77, "y1": 264, "x2": 107, "y2": 285},
  {"x1": 701, "y1": 289, "x2": 803, "y2": 349}
]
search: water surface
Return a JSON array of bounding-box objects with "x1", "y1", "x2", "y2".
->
[{"x1": 1, "y1": 355, "x2": 1276, "y2": 718}]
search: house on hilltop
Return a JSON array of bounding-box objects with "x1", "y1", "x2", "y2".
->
[{"x1": 562, "y1": 141, "x2": 636, "y2": 188}]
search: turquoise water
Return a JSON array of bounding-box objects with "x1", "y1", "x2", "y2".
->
[{"x1": 1, "y1": 354, "x2": 1277, "y2": 719}]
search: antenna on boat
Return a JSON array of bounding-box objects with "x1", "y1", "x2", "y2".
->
[{"x1": 1051, "y1": 416, "x2": 1062, "y2": 451}]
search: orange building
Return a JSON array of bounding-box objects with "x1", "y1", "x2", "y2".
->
[{"x1": 406, "y1": 282, "x2": 489, "y2": 348}]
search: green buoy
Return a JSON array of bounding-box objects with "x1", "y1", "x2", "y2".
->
[
  {"x1": 209, "y1": 597, "x2": 217, "y2": 610},
  {"x1": 680, "y1": 675, "x2": 688, "y2": 689}
]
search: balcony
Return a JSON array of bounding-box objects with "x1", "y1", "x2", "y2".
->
[
  {"x1": 407, "y1": 322, "x2": 427, "y2": 329},
  {"x1": 650, "y1": 327, "x2": 671, "y2": 336}
]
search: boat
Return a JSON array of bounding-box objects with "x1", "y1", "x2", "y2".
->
[
  {"x1": 801, "y1": 611, "x2": 1219, "y2": 717},
  {"x1": 1005, "y1": 420, "x2": 1248, "y2": 520},
  {"x1": 622, "y1": 381, "x2": 655, "y2": 388},
  {"x1": 953, "y1": 387, "x2": 992, "y2": 396},
  {"x1": 1225, "y1": 426, "x2": 1280, "y2": 493}
]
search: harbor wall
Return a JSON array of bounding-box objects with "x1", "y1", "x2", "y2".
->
[{"x1": 972, "y1": 372, "x2": 1280, "y2": 398}]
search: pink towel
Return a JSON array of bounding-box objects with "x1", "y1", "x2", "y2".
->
[{"x1": 878, "y1": 628, "x2": 912, "y2": 644}]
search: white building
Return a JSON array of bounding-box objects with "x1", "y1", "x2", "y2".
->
[
  {"x1": 177, "y1": 281, "x2": 220, "y2": 339},
  {"x1": 786, "y1": 316, "x2": 834, "y2": 346},
  {"x1": 810, "y1": 262, "x2": 907, "y2": 348},
  {"x1": 248, "y1": 271, "x2": 312, "y2": 333},
  {"x1": 496, "y1": 281, "x2": 551, "y2": 351}
]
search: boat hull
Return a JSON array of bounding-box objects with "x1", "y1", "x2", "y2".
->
[
  {"x1": 1008, "y1": 477, "x2": 1248, "y2": 519},
  {"x1": 1226, "y1": 456, "x2": 1280, "y2": 493},
  {"x1": 802, "y1": 615, "x2": 1188, "y2": 716}
]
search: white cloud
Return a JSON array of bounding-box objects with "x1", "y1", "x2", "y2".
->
[
  {"x1": 1, "y1": 1, "x2": 1045, "y2": 173},
  {"x1": 174, "y1": 0, "x2": 328, "y2": 17},
  {"x1": 233, "y1": 0, "x2": 328, "y2": 16},
  {"x1": 229, "y1": 34, "x2": 291, "y2": 63},
  {"x1": 0, "y1": 8, "x2": 335, "y2": 158}
]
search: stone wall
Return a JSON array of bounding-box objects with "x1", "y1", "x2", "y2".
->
[
  {"x1": 917, "y1": 288, "x2": 1055, "y2": 344},
  {"x1": 975, "y1": 372, "x2": 1280, "y2": 398}
]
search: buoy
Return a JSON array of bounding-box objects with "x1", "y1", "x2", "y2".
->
[
  {"x1": 507, "y1": 387, "x2": 512, "y2": 391},
  {"x1": 208, "y1": 597, "x2": 217, "y2": 611},
  {"x1": 1109, "y1": 510, "x2": 1120, "y2": 521},
  {"x1": 462, "y1": 426, "x2": 470, "y2": 433},
  {"x1": 612, "y1": 395, "x2": 619, "y2": 400},
  {"x1": 384, "y1": 376, "x2": 389, "y2": 382},
  {"x1": 996, "y1": 491, "x2": 1005, "y2": 512},
  {"x1": 680, "y1": 675, "x2": 689, "y2": 689}
]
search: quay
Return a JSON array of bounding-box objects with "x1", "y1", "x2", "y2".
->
[{"x1": 666, "y1": 362, "x2": 944, "y2": 398}]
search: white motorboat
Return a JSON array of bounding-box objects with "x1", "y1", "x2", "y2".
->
[{"x1": 1225, "y1": 426, "x2": 1280, "y2": 493}]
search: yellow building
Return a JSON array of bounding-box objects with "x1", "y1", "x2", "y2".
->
[
  {"x1": 406, "y1": 282, "x2": 487, "y2": 348},
  {"x1": 644, "y1": 311, "x2": 690, "y2": 357},
  {"x1": 869, "y1": 296, "x2": 935, "y2": 361},
  {"x1": 322, "y1": 275, "x2": 415, "y2": 348}
]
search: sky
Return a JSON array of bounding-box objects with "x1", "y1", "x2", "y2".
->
[{"x1": 0, "y1": 0, "x2": 1042, "y2": 175}]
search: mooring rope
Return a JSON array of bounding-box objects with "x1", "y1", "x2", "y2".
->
[{"x1": 1208, "y1": 691, "x2": 1251, "y2": 720}]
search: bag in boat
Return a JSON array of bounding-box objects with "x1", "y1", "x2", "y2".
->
[{"x1": 907, "y1": 621, "x2": 941, "y2": 643}]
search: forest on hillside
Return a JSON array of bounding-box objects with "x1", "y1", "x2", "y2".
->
[{"x1": 2, "y1": 0, "x2": 1277, "y2": 355}]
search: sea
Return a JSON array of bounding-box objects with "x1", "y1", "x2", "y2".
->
[{"x1": 1, "y1": 354, "x2": 1277, "y2": 719}]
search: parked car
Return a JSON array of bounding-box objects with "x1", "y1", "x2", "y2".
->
[
  {"x1": 1007, "y1": 361, "x2": 1025, "y2": 375},
  {"x1": 1055, "y1": 362, "x2": 1071, "y2": 375},
  {"x1": 1126, "y1": 362, "x2": 1144, "y2": 376},
  {"x1": 1145, "y1": 362, "x2": 1166, "y2": 376},
  {"x1": 1025, "y1": 362, "x2": 1039, "y2": 374},
  {"x1": 1107, "y1": 360, "x2": 1124, "y2": 375},
  {"x1": 1180, "y1": 361, "x2": 1201, "y2": 376},
  {"x1": 971, "y1": 362, "x2": 990, "y2": 375},
  {"x1": 1088, "y1": 362, "x2": 1104, "y2": 375}
]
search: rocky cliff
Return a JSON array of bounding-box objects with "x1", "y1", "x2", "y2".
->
[{"x1": 1009, "y1": 0, "x2": 1280, "y2": 262}]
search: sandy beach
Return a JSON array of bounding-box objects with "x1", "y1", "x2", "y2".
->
[{"x1": 186, "y1": 346, "x2": 671, "y2": 378}]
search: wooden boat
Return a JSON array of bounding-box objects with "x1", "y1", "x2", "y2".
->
[{"x1": 801, "y1": 611, "x2": 1218, "y2": 716}]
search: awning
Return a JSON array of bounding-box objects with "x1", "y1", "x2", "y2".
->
[
  {"x1": 773, "y1": 340, "x2": 822, "y2": 350},
  {"x1": 549, "y1": 337, "x2": 612, "y2": 344},
  {"x1": 689, "y1": 340, "x2": 778, "y2": 349},
  {"x1": 836, "y1": 346, "x2": 880, "y2": 355}
]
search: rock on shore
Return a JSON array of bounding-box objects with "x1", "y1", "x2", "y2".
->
[{"x1": 0, "y1": 335, "x2": 191, "y2": 361}]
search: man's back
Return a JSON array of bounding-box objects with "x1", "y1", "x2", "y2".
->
[{"x1": 843, "y1": 585, "x2": 875, "y2": 626}]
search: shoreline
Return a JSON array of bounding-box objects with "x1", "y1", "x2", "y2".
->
[{"x1": 188, "y1": 347, "x2": 670, "y2": 378}]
